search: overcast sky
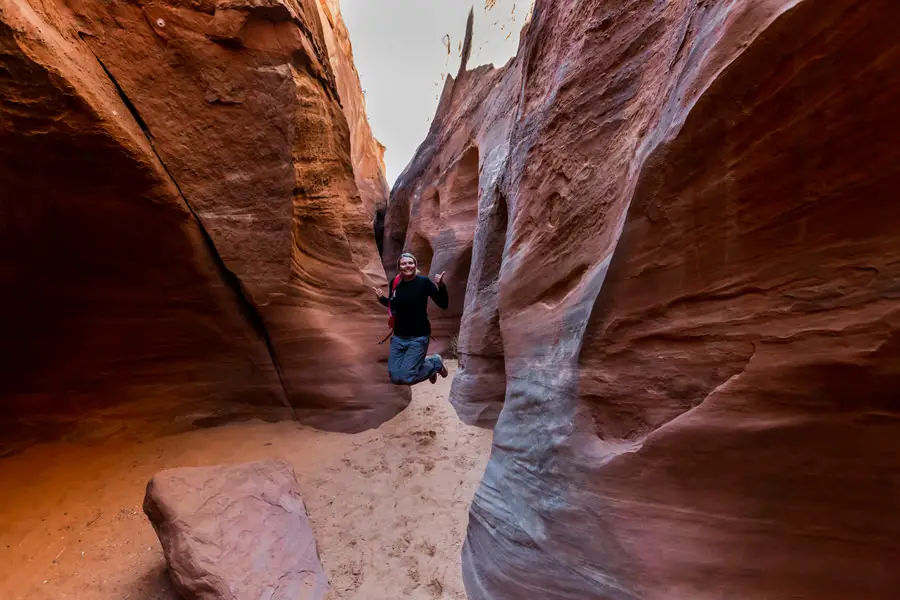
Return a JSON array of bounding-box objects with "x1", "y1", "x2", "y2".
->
[{"x1": 340, "y1": 0, "x2": 533, "y2": 185}]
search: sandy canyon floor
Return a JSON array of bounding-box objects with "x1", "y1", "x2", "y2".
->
[{"x1": 0, "y1": 361, "x2": 492, "y2": 599}]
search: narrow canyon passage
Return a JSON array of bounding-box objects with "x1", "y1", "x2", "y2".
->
[
  {"x1": 5, "y1": 0, "x2": 900, "y2": 598},
  {"x1": 0, "y1": 363, "x2": 489, "y2": 600}
]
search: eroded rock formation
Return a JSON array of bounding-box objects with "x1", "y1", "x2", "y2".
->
[
  {"x1": 0, "y1": 0, "x2": 404, "y2": 455},
  {"x1": 383, "y1": 13, "x2": 486, "y2": 354},
  {"x1": 144, "y1": 459, "x2": 330, "y2": 599},
  {"x1": 389, "y1": 0, "x2": 900, "y2": 597},
  {"x1": 315, "y1": 0, "x2": 389, "y2": 222}
]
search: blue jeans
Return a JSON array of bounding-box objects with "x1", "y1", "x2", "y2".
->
[{"x1": 388, "y1": 335, "x2": 443, "y2": 385}]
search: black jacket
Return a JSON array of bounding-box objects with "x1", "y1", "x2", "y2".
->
[{"x1": 379, "y1": 275, "x2": 449, "y2": 337}]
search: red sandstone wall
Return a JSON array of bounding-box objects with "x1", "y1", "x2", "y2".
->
[
  {"x1": 389, "y1": 0, "x2": 900, "y2": 597},
  {"x1": 0, "y1": 0, "x2": 406, "y2": 454},
  {"x1": 316, "y1": 0, "x2": 390, "y2": 224}
]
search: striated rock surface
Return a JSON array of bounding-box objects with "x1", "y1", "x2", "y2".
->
[
  {"x1": 144, "y1": 459, "x2": 330, "y2": 600},
  {"x1": 0, "y1": 0, "x2": 405, "y2": 454},
  {"x1": 315, "y1": 0, "x2": 389, "y2": 223},
  {"x1": 390, "y1": 0, "x2": 900, "y2": 598}
]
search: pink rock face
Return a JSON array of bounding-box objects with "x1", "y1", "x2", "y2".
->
[
  {"x1": 0, "y1": 0, "x2": 404, "y2": 454},
  {"x1": 393, "y1": 0, "x2": 900, "y2": 597},
  {"x1": 143, "y1": 459, "x2": 330, "y2": 600}
]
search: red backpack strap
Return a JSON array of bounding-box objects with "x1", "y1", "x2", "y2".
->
[
  {"x1": 387, "y1": 274, "x2": 402, "y2": 316},
  {"x1": 378, "y1": 274, "x2": 403, "y2": 345}
]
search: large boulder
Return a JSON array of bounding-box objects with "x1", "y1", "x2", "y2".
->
[
  {"x1": 143, "y1": 459, "x2": 330, "y2": 600},
  {"x1": 391, "y1": 0, "x2": 900, "y2": 598},
  {"x1": 0, "y1": 0, "x2": 405, "y2": 454}
]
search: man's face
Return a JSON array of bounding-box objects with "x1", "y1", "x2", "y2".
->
[{"x1": 399, "y1": 257, "x2": 417, "y2": 276}]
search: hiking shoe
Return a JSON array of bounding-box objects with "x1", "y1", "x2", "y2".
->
[
  {"x1": 438, "y1": 355, "x2": 448, "y2": 378},
  {"x1": 429, "y1": 373, "x2": 438, "y2": 384}
]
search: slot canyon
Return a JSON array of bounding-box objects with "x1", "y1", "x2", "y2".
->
[{"x1": 2, "y1": 0, "x2": 900, "y2": 599}]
